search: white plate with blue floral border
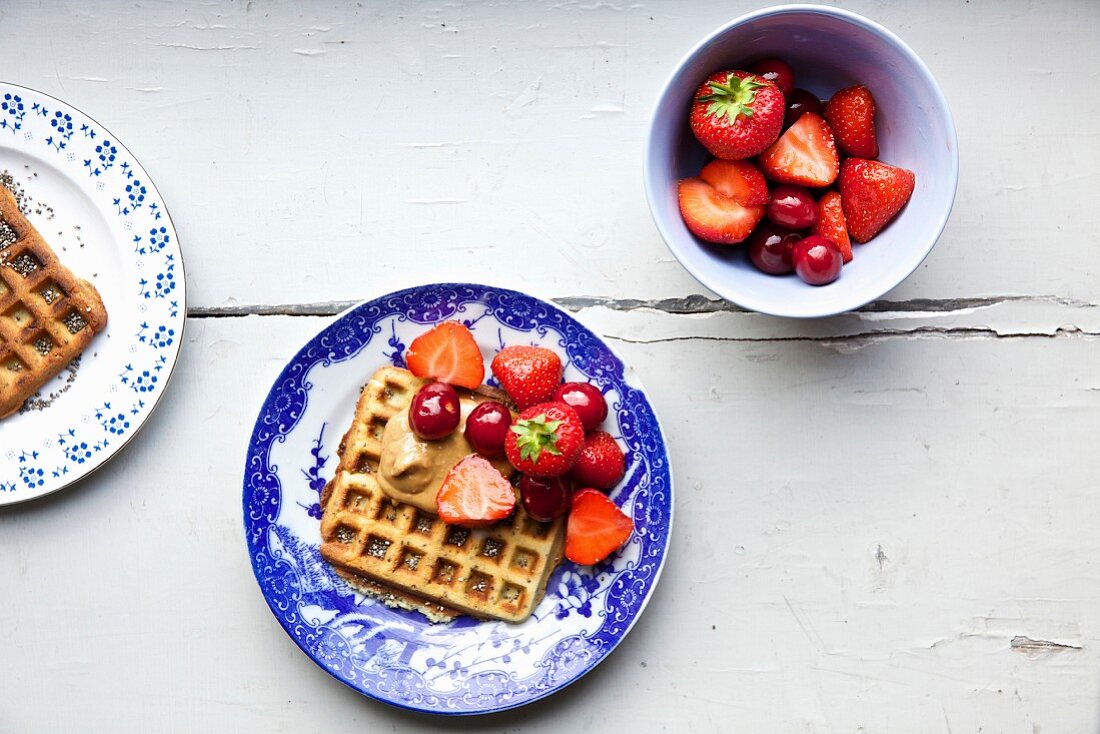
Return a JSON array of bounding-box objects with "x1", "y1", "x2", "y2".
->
[
  {"x1": 243, "y1": 283, "x2": 673, "y2": 714},
  {"x1": 0, "y1": 83, "x2": 185, "y2": 506}
]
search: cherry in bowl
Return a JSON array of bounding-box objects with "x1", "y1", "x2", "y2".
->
[
  {"x1": 748, "y1": 223, "x2": 801, "y2": 276},
  {"x1": 783, "y1": 89, "x2": 824, "y2": 129},
  {"x1": 749, "y1": 58, "x2": 794, "y2": 97},
  {"x1": 791, "y1": 235, "x2": 843, "y2": 286},
  {"x1": 766, "y1": 185, "x2": 818, "y2": 230}
]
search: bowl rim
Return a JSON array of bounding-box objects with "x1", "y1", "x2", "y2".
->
[{"x1": 643, "y1": 3, "x2": 960, "y2": 319}]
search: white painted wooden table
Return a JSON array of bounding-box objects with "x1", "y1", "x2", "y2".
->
[{"x1": 2, "y1": 2, "x2": 1099, "y2": 731}]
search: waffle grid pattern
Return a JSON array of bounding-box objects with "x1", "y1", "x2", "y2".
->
[
  {"x1": 320, "y1": 366, "x2": 565, "y2": 623},
  {"x1": 0, "y1": 186, "x2": 106, "y2": 417}
]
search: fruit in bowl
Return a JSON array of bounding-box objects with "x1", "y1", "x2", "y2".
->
[
  {"x1": 676, "y1": 60, "x2": 916, "y2": 287},
  {"x1": 643, "y1": 6, "x2": 958, "y2": 318}
]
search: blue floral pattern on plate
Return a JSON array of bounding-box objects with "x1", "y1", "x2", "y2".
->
[
  {"x1": 0, "y1": 83, "x2": 185, "y2": 505},
  {"x1": 242, "y1": 283, "x2": 673, "y2": 715}
]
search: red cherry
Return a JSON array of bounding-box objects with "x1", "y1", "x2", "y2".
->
[
  {"x1": 463, "y1": 400, "x2": 512, "y2": 456},
  {"x1": 552, "y1": 382, "x2": 608, "y2": 430},
  {"x1": 766, "y1": 185, "x2": 818, "y2": 230},
  {"x1": 519, "y1": 474, "x2": 572, "y2": 522},
  {"x1": 408, "y1": 382, "x2": 461, "y2": 439},
  {"x1": 749, "y1": 58, "x2": 795, "y2": 97},
  {"x1": 791, "y1": 235, "x2": 843, "y2": 286},
  {"x1": 747, "y1": 222, "x2": 801, "y2": 275},
  {"x1": 783, "y1": 89, "x2": 825, "y2": 129}
]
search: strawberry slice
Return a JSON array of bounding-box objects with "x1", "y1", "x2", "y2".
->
[
  {"x1": 813, "y1": 191, "x2": 852, "y2": 263},
  {"x1": 699, "y1": 159, "x2": 770, "y2": 207},
  {"x1": 565, "y1": 488, "x2": 633, "y2": 565},
  {"x1": 405, "y1": 321, "x2": 485, "y2": 389},
  {"x1": 436, "y1": 454, "x2": 516, "y2": 527},
  {"x1": 678, "y1": 175, "x2": 766, "y2": 245},
  {"x1": 824, "y1": 85, "x2": 878, "y2": 159},
  {"x1": 838, "y1": 158, "x2": 916, "y2": 243},
  {"x1": 758, "y1": 113, "x2": 839, "y2": 187}
]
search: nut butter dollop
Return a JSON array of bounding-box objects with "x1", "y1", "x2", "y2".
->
[{"x1": 377, "y1": 398, "x2": 513, "y2": 515}]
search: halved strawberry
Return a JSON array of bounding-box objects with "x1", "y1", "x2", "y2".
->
[
  {"x1": 436, "y1": 454, "x2": 516, "y2": 527},
  {"x1": 699, "y1": 159, "x2": 770, "y2": 207},
  {"x1": 813, "y1": 191, "x2": 852, "y2": 263},
  {"x1": 824, "y1": 85, "x2": 878, "y2": 159},
  {"x1": 405, "y1": 321, "x2": 485, "y2": 390},
  {"x1": 565, "y1": 488, "x2": 633, "y2": 565},
  {"x1": 678, "y1": 176, "x2": 766, "y2": 245},
  {"x1": 758, "y1": 113, "x2": 839, "y2": 187},
  {"x1": 838, "y1": 158, "x2": 916, "y2": 243}
]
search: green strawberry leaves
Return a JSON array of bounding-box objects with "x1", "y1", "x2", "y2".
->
[
  {"x1": 697, "y1": 73, "x2": 764, "y2": 124},
  {"x1": 511, "y1": 414, "x2": 563, "y2": 463}
]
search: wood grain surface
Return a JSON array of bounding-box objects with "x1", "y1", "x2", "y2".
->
[{"x1": 1, "y1": 1, "x2": 1098, "y2": 732}]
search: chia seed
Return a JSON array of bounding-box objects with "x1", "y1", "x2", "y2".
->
[
  {"x1": 33, "y1": 336, "x2": 53, "y2": 356},
  {"x1": 9, "y1": 252, "x2": 41, "y2": 277},
  {"x1": 481, "y1": 538, "x2": 503, "y2": 558},
  {"x1": 366, "y1": 537, "x2": 391, "y2": 558},
  {"x1": 39, "y1": 285, "x2": 61, "y2": 305},
  {"x1": 445, "y1": 527, "x2": 469, "y2": 547},
  {"x1": 19, "y1": 356, "x2": 81, "y2": 413},
  {"x1": 0, "y1": 219, "x2": 16, "y2": 249},
  {"x1": 63, "y1": 311, "x2": 87, "y2": 334}
]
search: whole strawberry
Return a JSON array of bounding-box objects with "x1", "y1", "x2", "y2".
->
[
  {"x1": 571, "y1": 431, "x2": 626, "y2": 491},
  {"x1": 689, "y1": 70, "x2": 785, "y2": 160},
  {"x1": 505, "y1": 402, "x2": 584, "y2": 478},
  {"x1": 491, "y1": 346, "x2": 562, "y2": 410},
  {"x1": 838, "y1": 158, "x2": 915, "y2": 243},
  {"x1": 824, "y1": 85, "x2": 878, "y2": 159}
]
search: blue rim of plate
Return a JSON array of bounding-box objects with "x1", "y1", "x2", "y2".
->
[
  {"x1": 242, "y1": 283, "x2": 673, "y2": 715},
  {"x1": 0, "y1": 82, "x2": 186, "y2": 505}
]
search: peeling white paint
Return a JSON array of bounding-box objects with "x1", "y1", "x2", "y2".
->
[
  {"x1": 505, "y1": 75, "x2": 543, "y2": 112},
  {"x1": 155, "y1": 42, "x2": 260, "y2": 51}
]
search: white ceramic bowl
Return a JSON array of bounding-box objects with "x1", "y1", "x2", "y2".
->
[{"x1": 644, "y1": 5, "x2": 958, "y2": 318}]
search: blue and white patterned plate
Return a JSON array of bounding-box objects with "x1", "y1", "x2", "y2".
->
[
  {"x1": 0, "y1": 83, "x2": 185, "y2": 506},
  {"x1": 243, "y1": 283, "x2": 673, "y2": 714}
]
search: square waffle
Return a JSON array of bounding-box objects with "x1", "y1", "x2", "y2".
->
[
  {"x1": 0, "y1": 185, "x2": 106, "y2": 418},
  {"x1": 319, "y1": 366, "x2": 566, "y2": 623}
]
